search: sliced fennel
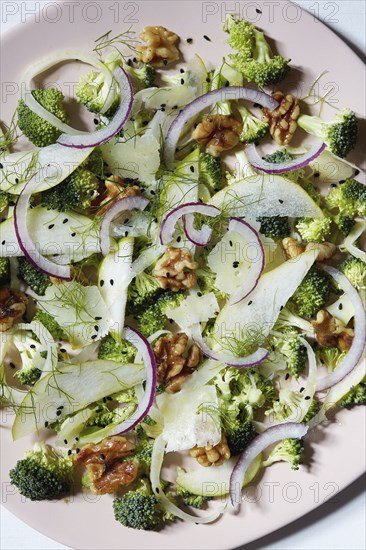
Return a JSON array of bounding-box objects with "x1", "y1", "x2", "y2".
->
[
  {"x1": 176, "y1": 453, "x2": 262, "y2": 497},
  {"x1": 12, "y1": 360, "x2": 145, "y2": 439},
  {"x1": 327, "y1": 294, "x2": 355, "y2": 326},
  {"x1": 339, "y1": 221, "x2": 366, "y2": 262},
  {"x1": 98, "y1": 237, "x2": 133, "y2": 339},
  {"x1": 309, "y1": 149, "x2": 357, "y2": 182},
  {"x1": 165, "y1": 292, "x2": 219, "y2": 331}
]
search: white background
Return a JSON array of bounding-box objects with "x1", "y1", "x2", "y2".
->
[{"x1": 0, "y1": 1, "x2": 365, "y2": 549}]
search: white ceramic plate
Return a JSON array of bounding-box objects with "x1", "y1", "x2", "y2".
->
[{"x1": 0, "y1": 2, "x2": 365, "y2": 549}]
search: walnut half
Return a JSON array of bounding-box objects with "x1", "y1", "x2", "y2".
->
[
  {"x1": 154, "y1": 332, "x2": 201, "y2": 393},
  {"x1": 192, "y1": 114, "x2": 243, "y2": 157},
  {"x1": 262, "y1": 91, "x2": 300, "y2": 146},
  {"x1": 153, "y1": 247, "x2": 198, "y2": 292},
  {"x1": 137, "y1": 26, "x2": 180, "y2": 66},
  {"x1": 0, "y1": 288, "x2": 28, "y2": 332},
  {"x1": 73, "y1": 436, "x2": 138, "y2": 494},
  {"x1": 312, "y1": 309, "x2": 354, "y2": 351},
  {"x1": 190, "y1": 432, "x2": 231, "y2": 467}
]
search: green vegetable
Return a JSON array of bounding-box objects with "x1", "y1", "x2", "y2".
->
[
  {"x1": 134, "y1": 439, "x2": 154, "y2": 474},
  {"x1": 274, "y1": 305, "x2": 315, "y2": 334},
  {"x1": 262, "y1": 438, "x2": 304, "y2": 470},
  {"x1": 302, "y1": 398, "x2": 321, "y2": 422},
  {"x1": 226, "y1": 421, "x2": 256, "y2": 456},
  {"x1": 224, "y1": 15, "x2": 290, "y2": 87},
  {"x1": 123, "y1": 62, "x2": 156, "y2": 89},
  {"x1": 18, "y1": 257, "x2": 51, "y2": 296},
  {"x1": 199, "y1": 152, "x2": 223, "y2": 191},
  {"x1": 76, "y1": 51, "x2": 122, "y2": 116},
  {"x1": 272, "y1": 329, "x2": 307, "y2": 378},
  {"x1": 176, "y1": 486, "x2": 211, "y2": 509},
  {"x1": 237, "y1": 103, "x2": 268, "y2": 143},
  {"x1": 113, "y1": 478, "x2": 174, "y2": 531},
  {"x1": 265, "y1": 388, "x2": 303, "y2": 422},
  {"x1": 41, "y1": 167, "x2": 100, "y2": 212},
  {"x1": 262, "y1": 149, "x2": 305, "y2": 183},
  {"x1": 0, "y1": 191, "x2": 11, "y2": 213},
  {"x1": 339, "y1": 378, "x2": 366, "y2": 408},
  {"x1": 257, "y1": 216, "x2": 290, "y2": 240},
  {"x1": 0, "y1": 257, "x2": 10, "y2": 285},
  {"x1": 316, "y1": 346, "x2": 346, "y2": 372},
  {"x1": 296, "y1": 216, "x2": 332, "y2": 243},
  {"x1": 98, "y1": 334, "x2": 136, "y2": 363},
  {"x1": 127, "y1": 271, "x2": 163, "y2": 312},
  {"x1": 325, "y1": 178, "x2": 366, "y2": 218},
  {"x1": 13, "y1": 331, "x2": 43, "y2": 387},
  {"x1": 32, "y1": 310, "x2": 66, "y2": 341},
  {"x1": 9, "y1": 443, "x2": 73, "y2": 501},
  {"x1": 17, "y1": 88, "x2": 69, "y2": 147},
  {"x1": 297, "y1": 109, "x2": 358, "y2": 158},
  {"x1": 339, "y1": 257, "x2": 366, "y2": 290},
  {"x1": 138, "y1": 291, "x2": 185, "y2": 337},
  {"x1": 292, "y1": 268, "x2": 332, "y2": 317}
]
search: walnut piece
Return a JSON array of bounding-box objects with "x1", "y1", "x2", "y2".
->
[
  {"x1": 153, "y1": 247, "x2": 198, "y2": 292},
  {"x1": 97, "y1": 176, "x2": 141, "y2": 217},
  {"x1": 73, "y1": 436, "x2": 137, "y2": 494},
  {"x1": 262, "y1": 91, "x2": 300, "y2": 145},
  {"x1": 137, "y1": 26, "x2": 180, "y2": 66},
  {"x1": 282, "y1": 238, "x2": 336, "y2": 262},
  {"x1": 192, "y1": 114, "x2": 243, "y2": 157},
  {"x1": 311, "y1": 309, "x2": 354, "y2": 351},
  {"x1": 154, "y1": 332, "x2": 201, "y2": 393},
  {"x1": 190, "y1": 432, "x2": 231, "y2": 467},
  {"x1": 0, "y1": 288, "x2": 28, "y2": 332}
]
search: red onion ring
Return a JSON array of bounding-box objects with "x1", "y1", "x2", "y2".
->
[
  {"x1": 14, "y1": 171, "x2": 71, "y2": 280},
  {"x1": 230, "y1": 423, "x2": 308, "y2": 509},
  {"x1": 245, "y1": 142, "x2": 326, "y2": 174},
  {"x1": 164, "y1": 87, "x2": 279, "y2": 169},
  {"x1": 160, "y1": 202, "x2": 220, "y2": 246},
  {"x1": 57, "y1": 67, "x2": 133, "y2": 149},
  {"x1": 190, "y1": 323, "x2": 269, "y2": 368},
  {"x1": 228, "y1": 217, "x2": 265, "y2": 305},
  {"x1": 113, "y1": 326, "x2": 157, "y2": 435},
  {"x1": 100, "y1": 196, "x2": 149, "y2": 256},
  {"x1": 315, "y1": 265, "x2": 366, "y2": 392}
]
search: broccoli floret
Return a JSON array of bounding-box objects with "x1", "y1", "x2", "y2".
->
[
  {"x1": 265, "y1": 388, "x2": 303, "y2": 422},
  {"x1": 98, "y1": 334, "x2": 136, "y2": 363},
  {"x1": 138, "y1": 291, "x2": 185, "y2": 337},
  {"x1": 215, "y1": 367, "x2": 275, "y2": 428},
  {"x1": 272, "y1": 330, "x2": 307, "y2": 378},
  {"x1": 32, "y1": 310, "x2": 66, "y2": 341},
  {"x1": 41, "y1": 168, "x2": 100, "y2": 212},
  {"x1": 325, "y1": 178, "x2": 366, "y2": 217},
  {"x1": 127, "y1": 271, "x2": 163, "y2": 311},
  {"x1": 83, "y1": 148, "x2": 105, "y2": 179},
  {"x1": 339, "y1": 257, "x2": 366, "y2": 290},
  {"x1": 17, "y1": 88, "x2": 69, "y2": 147},
  {"x1": 134, "y1": 439, "x2": 154, "y2": 474},
  {"x1": 76, "y1": 51, "x2": 122, "y2": 116},
  {"x1": 263, "y1": 149, "x2": 305, "y2": 183},
  {"x1": 257, "y1": 216, "x2": 290, "y2": 240},
  {"x1": 18, "y1": 257, "x2": 51, "y2": 296},
  {"x1": 226, "y1": 421, "x2": 256, "y2": 456},
  {"x1": 176, "y1": 486, "x2": 212, "y2": 509},
  {"x1": 199, "y1": 153, "x2": 223, "y2": 190},
  {"x1": 292, "y1": 268, "x2": 332, "y2": 317},
  {"x1": 297, "y1": 108, "x2": 358, "y2": 158},
  {"x1": 124, "y1": 62, "x2": 156, "y2": 89},
  {"x1": 316, "y1": 346, "x2": 346, "y2": 372},
  {"x1": 9, "y1": 442, "x2": 73, "y2": 501},
  {"x1": 334, "y1": 213, "x2": 355, "y2": 236},
  {"x1": 302, "y1": 398, "x2": 321, "y2": 422},
  {"x1": 262, "y1": 438, "x2": 304, "y2": 470},
  {"x1": 339, "y1": 378, "x2": 366, "y2": 408},
  {"x1": 224, "y1": 15, "x2": 290, "y2": 87},
  {"x1": 0, "y1": 190, "x2": 11, "y2": 213},
  {"x1": 0, "y1": 257, "x2": 10, "y2": 285},
  {"x1": 12, "y1": 331, "x2": 43, "y2": 387},
  {"x1": 296, "y1": 216, "x2": 332, "y2": 243},
  {"x1": 274, "y1": 305, "x2": 314, "y2": 334},
  {"x1": 113, "y1": 478, "x2": 172, "y2": 531},
  {"x1": 237, "y1": 104, "x2": 268, "y2": 143}
]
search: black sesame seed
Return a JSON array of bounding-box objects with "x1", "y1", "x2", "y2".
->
[
  {"x1": 91, "y1": 335, "x2": 98, "y2": 340},
  {"x1": 355, "y1": 169, "x2": 360, "y2": 176},
  {"x1": 100, "y1": 280, "x2": 104, "y2": 287},
  {"x1": 9, "y1": 362, "x2": 16, "y2": 369},
  {"x1": 63, "y1": 218, "x2": 68, "y2": 224},
  {"x1": 253, "y1": 103, "x2": 260, "y2": 108},
  {"x1": 279, "y1": 199, "x2": 284, "y2": 204},
  {"x1": 177, "y1": 236, "x2": 182, "y2": 243},
  {"x1": 56, "y1": 410, "x2": 62, "y2": 416},
  {"x1": 169, "y1": 319, "x2": 174, "y2": 324},
  {"x1": 95, "y1": 316, "x2": 102, "y2": 321},
  {"x1": 94, "y1": 325, "x2": 99, "y2": 331},
  {"x1": 180, "y1": 78, "x2": 185, "y2": 85},
  {"x1": 172, "y1": 105, "x2": 178, "y2": 110},
  {"x1": 100, "y1": 453, "x2": 106, "y2": 460},
  {"x1": 339, "y1": 179, "x2": 345, "y2": 184},
  {"x1": 57, "y1": 405, "x2": 64, "y2": 410},
  {"x1": 15, "y1": 178, "x2": 19, "y2": 184},
  {"x1": 156, "y1": 487, "x2": 160, "y2": 494},
  {"x1": 48, "y1": 224, "x2": 55, "y2": 230},
  {"x1": 331, "y1": 183, "x2": 337, "y2": 188},
  {"x1": 233, "y1": 261, "x2": 239, "y2": 268},
  {"x1": 203, "y1": 35, "x2": 211, "y2": 41},
  {"x1": 71, "y1": 232, "x2": 76, "y2": 237},
  {"x1": 224, "y1": 81, "x2": 229, "y2": 87},
  {"x1": 60, "y1": 348, "x2": 66, "y2": 353},
  {"x1": 280, "y1": 306, "x2": 284, "y2": 311},
  {"x1": 125, "y1": 231, "x2": 129, "y2": 237},
  {"x1": 30, "y1": 344, "x2": 36, "y2": 349},
  {"x1": 64, "y1": 440, "x2": 68, "y2": 445},
  {"x1": 285, "y1": 373, "x2": 290, "y2": 380},
  {"x1": 180, "y1": 68, "x2": 185, "y2": 74},
  {"x1": 187, "y1": 38, "x2": 193, "y2": 44},
  {"x1": 190, "y1": 165, "x2": 195, "y2": 173},
  {"x1": 1, "y1": 240, "x2": 5, "y2": 245},
  {"x1": 206, "y1": 77, "x2": 211, "y2": 83},
  {"x1": 314, "y1": 172, "x2": 320, "y2": 178},
  {"x1": 160, "y1": 107, "x2": 165, "y2": 112},
  {"x1": 229, "y1": 240, "x2": 233, "y2": 247},
  {"x1": 93, "y1": 118, "x2": 99, "y2": 125},
  {"x1": 256, "y1": 8, "x2": 262, "y2": 13},
  {"x1": 305, "y1": 395, "x2": 311, "y2": 400},
  {"x1": 95, "y1": 408, "x2": 103, "y2": 413},
  {"x1": 76, "y1": 448, "x2": 80, "y2": 454},
  {"x1": 197, "y1": 292, "x2": 203, "y2": 297},
  {"x1": 67, "y1": 450, "x2": 72, "y2": 456},
  {"x1": 75, "y1": 437, "x2": 79, "y2": 441},
  {"x1": 163, "y1": 59, "x2": 168, "y2": 66},
  {"x1": 110, "y1": 279, "x2": 114, "y2": 286},
  {"x1": 300, "y1": 387, "x2": 305, "y2": 392},
  {"x1": 248, "y1": 300, "x2": 253, "y2": 305},
  {"x1": 0, "y1": 163, "x2": 3, "y2": 169},
  {"x1": 133, "y1": 57, "x2": 137, "y2": 63},
  {"x1": 45, "y1": 421, "x2": 49, "y2": 427}
]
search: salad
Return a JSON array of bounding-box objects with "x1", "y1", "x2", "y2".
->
[{"x1": 0, "y1": 15, "x2": 365, "y2": 532}]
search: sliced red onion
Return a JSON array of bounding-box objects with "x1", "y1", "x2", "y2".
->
[
  {"x1": 230, "y1": 423, "x2": 308, "y2": 509},
  {"x1": 228, "y1": 217, "x2": 265, "y2": 305},
  {"x1": 160, "y1": 202, "x2": 220, "y2": 246},
  {"x1": 111, "y1": 326, "x2": 157, "y2": 435},
  {"x1": 57, "y1": 67, "x2": 133, "y2": 149},
  {"x1": 22, "y1": 50, "x2": 116, "y2": 133},
  {"x1": 100, "y1": 196, "x2": 149, "y2": 256},
  {"x1": 164, "y1": 87, "x2": 279, "y2": 169},
  {"x1": 315, "y1": 266, "x2": 366, "y2": 392},
  {"x1": 14, "y1": 171, "x2": 71, "y2": 280},
  {"x1": 190, "y1": 323, "x2": 269, "y2": 368},
  {"x1": 245, "y1": 142, "x2": 326, "y2": 174}
]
